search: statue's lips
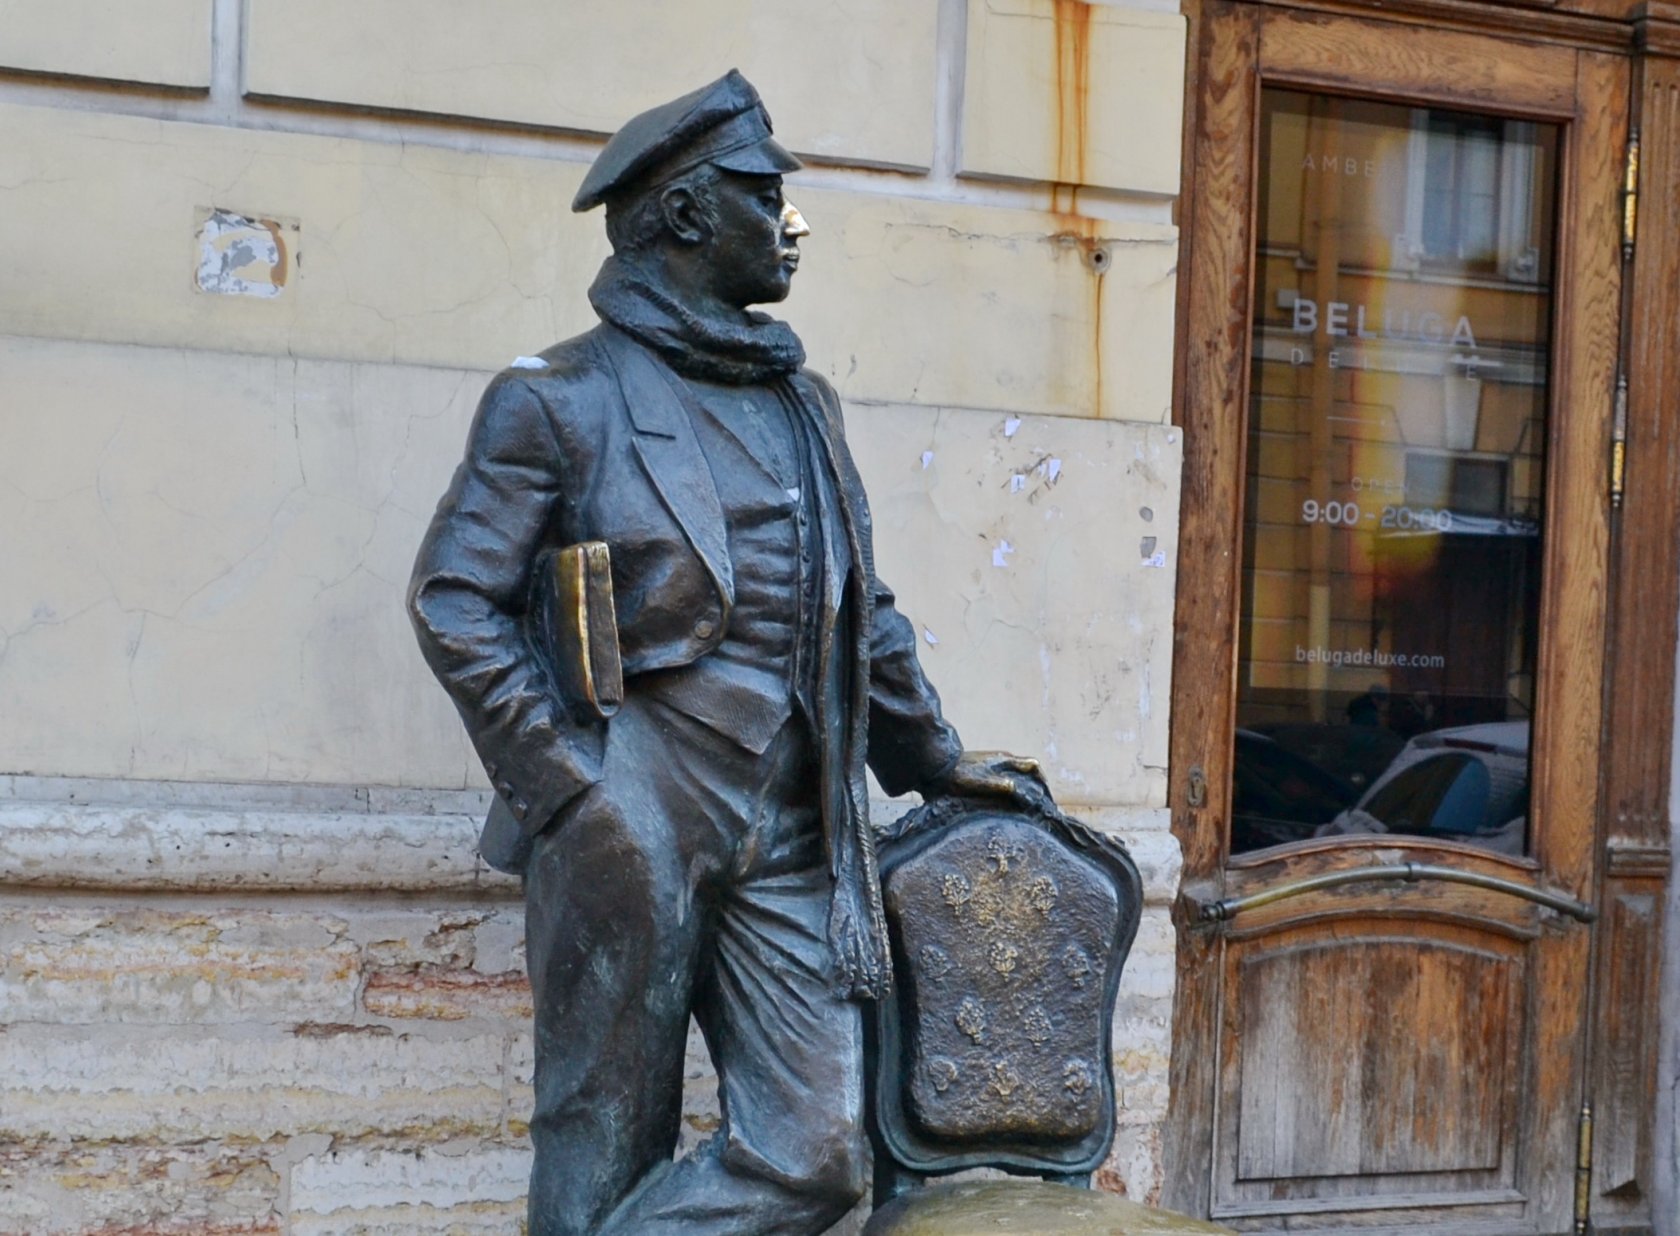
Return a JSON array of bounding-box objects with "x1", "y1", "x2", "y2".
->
[{"x1": 780, "y1": 251, "x2": 801, "y2": 270}]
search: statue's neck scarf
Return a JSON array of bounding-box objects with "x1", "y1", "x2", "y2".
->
[{"x1": 588, "y1": 254, "x2": 806, "y2": 385}]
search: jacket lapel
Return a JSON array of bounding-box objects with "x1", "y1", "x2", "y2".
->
[
  {"x1": 786, "y1": 373, "x2": 860, "y2": 612},
  {"x1": 599, "y1": 329, "x2": 734, "y2": 605}
]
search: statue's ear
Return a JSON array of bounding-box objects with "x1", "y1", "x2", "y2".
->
[{"x1": 659, "y1": 185, "x2": 710, "y2": 246}]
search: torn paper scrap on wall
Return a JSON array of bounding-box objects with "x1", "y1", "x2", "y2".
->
[{"x1": 195, "y1": 208, "x2": 297, "y2": 298}]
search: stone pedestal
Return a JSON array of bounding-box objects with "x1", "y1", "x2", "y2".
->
[{"x1": 864, "y1": 1180, "x2": 1233, "y2": 1236}]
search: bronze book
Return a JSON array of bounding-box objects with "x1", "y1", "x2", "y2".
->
[{"x1": 528, "y1": 541, "x2": 624, "y2": 722}]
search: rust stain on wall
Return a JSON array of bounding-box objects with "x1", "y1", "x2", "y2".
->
[
  {"x1": 1052, "y1": 0, "x2": 1093, "y2": 186},
  {"x1": 1092, "y1": 257, "x2": 1105, "y2": 417},
  {"x1": 261, "y1": 219, "x2": 290, "y2": 290},
  {"x1": 1048, "y1": 220, "x2": 1110, "y2": 419},
  {"x1": 1051, "y1": 1, "x2": 1106, "y2": 417}
]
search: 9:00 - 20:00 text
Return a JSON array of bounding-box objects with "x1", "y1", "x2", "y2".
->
[{"x1": 1300, "y1": 499, "x2": 1454, "y2": 531}]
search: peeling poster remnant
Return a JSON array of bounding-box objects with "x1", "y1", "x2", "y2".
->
[{"x1": 195, "y1": 208, "x2": 297, "y2": 298}]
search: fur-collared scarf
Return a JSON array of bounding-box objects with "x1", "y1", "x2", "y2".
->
[{"x1": 588, "y1": 254, "x2": 806, "y2": 385}]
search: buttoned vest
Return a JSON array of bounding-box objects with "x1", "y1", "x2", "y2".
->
[{"x1": 637, "y1": 379, "x2": 827, "y2": 753}]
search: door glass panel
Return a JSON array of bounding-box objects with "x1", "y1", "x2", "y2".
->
[{"x1": 1232, "y1": 89, "x2": 1559, "y2": 857}]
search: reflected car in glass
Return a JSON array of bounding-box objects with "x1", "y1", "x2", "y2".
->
[
  {"x1": 1231, "y1": 729, "x2": 1362, "y2": 853},
  {"x1": 1313, "y1": 720, "x2": 1529, "y2": 855},
  {"x1": 1248, "y1": 721, "x2": 1407, "y2": 795}
]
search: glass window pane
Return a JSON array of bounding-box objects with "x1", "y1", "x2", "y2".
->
[{"x1": 1232, "y1": 89, "x2": 1559, "y2": 858}]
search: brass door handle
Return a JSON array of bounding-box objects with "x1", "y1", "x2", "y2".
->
[{"x1": 1197, "y1": 862, "x2": 1596, "y2": 924}]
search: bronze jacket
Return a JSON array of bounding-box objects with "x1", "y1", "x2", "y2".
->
[{"x1": 407, "y1": 324, "x2": 961, "y2": 991}]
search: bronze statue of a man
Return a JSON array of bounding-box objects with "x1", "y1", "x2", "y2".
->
[{"x1": 408, "y1": 70, "x2": 1044, "y2": 1234}]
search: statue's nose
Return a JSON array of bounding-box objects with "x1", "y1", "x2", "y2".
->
[{"x1": 782, "y1": 200, "x2": 811, "y2": 239}]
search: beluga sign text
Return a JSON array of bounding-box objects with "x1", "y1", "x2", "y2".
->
[{"x1": 1291, "y1": 298, "x2": 1478, "y2": 349}]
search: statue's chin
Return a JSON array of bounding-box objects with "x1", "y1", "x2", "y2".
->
[{"x1": 741, "y1": 284, "x2": 792, "y2": 310}]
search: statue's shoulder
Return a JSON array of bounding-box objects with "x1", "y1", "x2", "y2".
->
[
  {"x1": 522, "y1": 327, "x2": 614, "y2": 390},
  {"x1": 793, "y1": 365, "x2": 845, "y2": 425},
  {"x1": 795, "y1": 364, "x2": 840, "y2": 400},
  {"x1": 478, "y1": 326, "x2": 620, "y2": 417},
  {"x1": 460, "y1": 329, "x2": 622, "y2": 463}
]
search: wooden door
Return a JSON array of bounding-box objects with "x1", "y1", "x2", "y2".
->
[{"x1": 1166, "y1": 5, "x2": 1627, "y2": 1233}]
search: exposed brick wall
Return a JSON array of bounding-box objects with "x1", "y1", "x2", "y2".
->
[
  {"x1": 0, "y1": 893, "x2": 530, "y2": 1229},
  {"x1": 0, "y1": 783, "x2": 1181, "y2": 1231}
]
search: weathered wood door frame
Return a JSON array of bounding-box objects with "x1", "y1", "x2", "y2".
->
[
  {"x1": 1584, "y1": 7, "x2": 1680, "y2": 1233},
  {"x1": 1162, "y1": 1, "x2": 1669, "y2": 1230}
]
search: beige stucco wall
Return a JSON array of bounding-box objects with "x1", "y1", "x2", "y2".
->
[
  {"x1": 0, "y1": 0, "x2": 1188, "y2": 1230},
  {"x1": 0, "y1": 0, "x2": 212, "y2": 88}
]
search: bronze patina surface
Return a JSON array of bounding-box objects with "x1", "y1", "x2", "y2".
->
[
  {"x1": 407, "y1": 70, "x2": 1047, "y2": 1236},
  {"x1": 893, "y1": 816, "x2": 1112, "y2": 1143},
  {"x1": 871, "y1": 797, "x2": 1142, "y2": 1187}
]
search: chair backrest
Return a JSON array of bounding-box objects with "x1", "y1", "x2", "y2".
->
[{"x1": 871, "y1": 796, "x2": 1144, "y2": 1191}]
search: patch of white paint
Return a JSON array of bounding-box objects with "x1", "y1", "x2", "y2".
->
[
  {"x1": 195, "y1": 209, "x2": 289, "y2": 299},
  {"x1": 510, "y1": 356, "x2": 546, "y2": 369},
  {"x1": 991, "y1": 539, "x2": 1015, "y2": 568},
  {"x1": 1009, "y1": 473, "x2": 1026, "y2": 493},
  {"x1": 1047, "y1": 458, "x2": 1062, "y2": 483},
  {"x1": 921, "y1": 450, "x2": 935, "y2": 470},
  {"x1": 923, "y1": 627, "x2": 939, "y2": 647},
  {"x1": 1003, "y1": 417, "x2": 1022, "y2": 438}
]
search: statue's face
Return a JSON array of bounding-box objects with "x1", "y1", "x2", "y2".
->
[{"x1": 703, "y1": 172, "x2": 810, "y2": 308}]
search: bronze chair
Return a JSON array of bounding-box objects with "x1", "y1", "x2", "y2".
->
[{"x1": 864, "y1": 797, "x2": 1231, "y2": 1234}]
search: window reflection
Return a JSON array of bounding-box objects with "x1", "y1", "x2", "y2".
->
[{"x1": 1231, "y1": 91, "x2": 1558, "y2": 857}]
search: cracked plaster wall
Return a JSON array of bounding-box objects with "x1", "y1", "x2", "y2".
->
[
  {"x1": 242, "y1": 0, "x2": 943, "y2": 172},
  {"x1": 0, "y1": 101, "x2": 1178, "y2": 422},
  {"x1": 0, "y1": 0, "x2": 1191, "y2": 1228},
  {"x1": 0, "y1": 334, "x2": 1178, "y2": 801}
]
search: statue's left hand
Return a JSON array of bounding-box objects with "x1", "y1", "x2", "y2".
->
[{"x1": 924, "y1": 751, "x2": 1052, "y2": 812}]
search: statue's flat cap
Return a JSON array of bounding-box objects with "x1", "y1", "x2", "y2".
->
[{"x1": 572, "y1": 69, "x2": 801, "y2": 212}]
